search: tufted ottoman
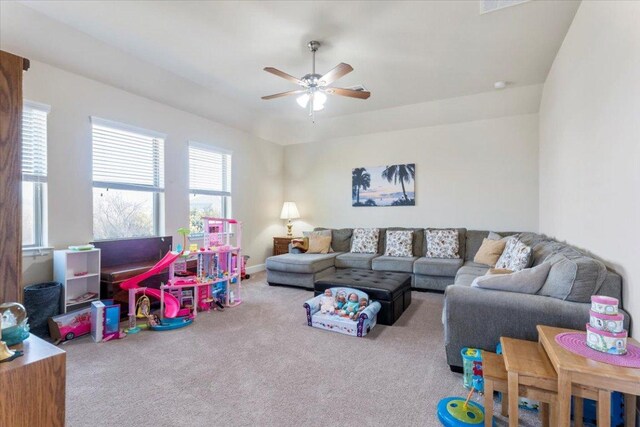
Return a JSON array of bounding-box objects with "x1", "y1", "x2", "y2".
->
[{"x1": 314, "y1": 269, "x2": 411, "y2": 326}]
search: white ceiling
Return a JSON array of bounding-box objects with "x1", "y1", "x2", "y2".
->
[{"x1": 0, "y1": 1, "x2": 579, "y2": 144}]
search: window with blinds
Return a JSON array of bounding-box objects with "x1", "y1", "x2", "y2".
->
[
  {"x1": 22, "y1": 101, "x2": 50, "y2": 248},
  {"x1": 91, "y1": 117, "x2": 166, "y2": 240},
  {"x1": 189, "y1": 142, "x2": 232, "y2": 233}
]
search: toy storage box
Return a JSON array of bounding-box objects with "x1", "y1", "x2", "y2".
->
[{"x1": 303, "y1": 287, "x2": 381, "y2": 337}]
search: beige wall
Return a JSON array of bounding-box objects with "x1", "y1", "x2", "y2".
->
[
  {"x1": 22, "y1": 61, "x2": 284, "y2": 287},
  {"x1": 539, "y1": 1, "x2": 640, "y2": 334},
  {"x1": 284, "y1": 114, "x2": 539, "y2": 234}
]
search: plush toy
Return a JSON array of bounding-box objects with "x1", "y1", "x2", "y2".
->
[
  {"x1": 335, "y1": 292, "x2": 347, "y2": 311},
  {"x1": 353, "y1": 298, "x2": 368, "y2": 320},
  {"x1": 343, "y1": 293, "x2": 360, "y2": 318},
  {"x1": 320, "y1": 289, "x2": 335, "y2": 314}
]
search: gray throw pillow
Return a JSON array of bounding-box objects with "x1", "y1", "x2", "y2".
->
[
  {"x1": 488, "y1": 231, "x2": 503, "y2": 240},
  {"x1": 471, "y1": 263, "x2": 551, "y2": 294},
  {"x1": 538, "y1": 253, "x2": 607, "y2": 302}
]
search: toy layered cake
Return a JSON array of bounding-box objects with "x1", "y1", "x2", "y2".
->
[{"x1": 586, "y1": 296, "x2": 627, "y2": 355}]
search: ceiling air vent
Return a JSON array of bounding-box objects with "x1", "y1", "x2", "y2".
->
[{"x1": 480, "y1": 0, "x2": 530, "y2": 14}]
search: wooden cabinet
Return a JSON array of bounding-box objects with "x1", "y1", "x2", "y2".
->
[
  {"x1": 273, "y1": 237, "x2": 298, "y2": 256},
  {"x1": 0, "y1": 335, "x2": 66, "y2": 427},
  {"x1": 0, "y1": 50, "x2": 29, "y2": 303}
]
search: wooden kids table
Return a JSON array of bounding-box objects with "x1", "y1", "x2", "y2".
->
[{"x1": 537, "y1": 325, "x2": 639, "y2": 427}]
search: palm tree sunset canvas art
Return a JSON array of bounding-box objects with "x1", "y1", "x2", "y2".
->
[{"x1": 352, "y1": 164, "x2": 415, "y2": 207}]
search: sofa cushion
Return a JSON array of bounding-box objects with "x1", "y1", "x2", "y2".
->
[
  {"x1": 464, "y1": 230, "x2": 489, "y2": 261},
  {"x1": 454, "y1": 273, "x2": 480, "y2": 287},
  {"x1": 335, "y1": 253, "x2": 379, "y2": 270},
  {"x1": 538, "y1": 253, "x2": 607, "y2": 303},
  {"x1": 350, "y1": 228, "x2": 380, "y2": 254},
  {"x1": 371, "y1": 256, "x2": 418, "y2": 273},
  {"x1": 413, "y1": 257, "x2": 464, "y2": 277},
  {"x1": 265, "y1": 253, "x2": 339, "y2": 274},
  {"x1": 472, "y1": 263, "x2": 551, "y2": 295},
  {"x1": 376, "y1": 228, "x2": 387, "y2": 254},
  {"x1": 384, "y1": 230, "x2": 414, "y2": 257},
  {"x1": 531, "y1": 241, "x2": 562, "y2": 266},
  {"x1": 425, "y1": 229, "x2": 460, "y2": 258},
  {"x1": 456, "y1": 264, "x2": 490, "y2": 277},
  {"x1": 315, "y1": 228, "x2": 353, "y2": 253}
]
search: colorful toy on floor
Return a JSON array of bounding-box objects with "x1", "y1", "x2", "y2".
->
[
  {"x1": 303, "y1": 287, "x2": 381, "y2": 337},
  {"x1": 461, "y1": 348, "x2": 484, "y2": 393},
  {"x1": 48, "y1": 307, "x2": 91, "y2": 343},
  {"x1": 91, "y1": 300, "x2": 125, "y2": 342},
  {"x1": 120, "y1": 219, "x2": 244, "y2": 334},
  {"x1": 437, "y1": 388, "x2": 494, "y2": 427}
]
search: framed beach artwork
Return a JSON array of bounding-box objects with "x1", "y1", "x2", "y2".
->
[{"x1": 352, "y1": 163, "x2": 415, "y2": 207}]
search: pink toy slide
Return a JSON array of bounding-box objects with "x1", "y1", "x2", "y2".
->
[{"x1": 120, "y1": 251, "x2": 183, "y2": 318}]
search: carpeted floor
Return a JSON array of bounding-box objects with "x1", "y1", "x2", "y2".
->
[{"x1": 62, "y1": 272, "x2": 539, "y2": 426}]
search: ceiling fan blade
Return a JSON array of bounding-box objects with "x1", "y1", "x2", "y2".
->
[
  {"x1": 319, "y1": 63, "x2": 353, "y2": 85},
  {"x1": 324, "y1": 87, "x2": 371, "y2": 99},
  {"x1": 263, "y1": 67, "x2": 304, "y2": 86},
  {"x1": 261, "y1": 89, "x2": 307, "y2": 100}
]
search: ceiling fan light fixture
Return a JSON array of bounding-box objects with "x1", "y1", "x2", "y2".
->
[
  {"x1": 262, "y1": 40, "x2": 370, "y2": 120},
  {"x1": 296, "y1": 93, "x2": 309, "y2": 108},
  {"x1": 296, "y1": 91, "x2": 326, "y2": 111}
]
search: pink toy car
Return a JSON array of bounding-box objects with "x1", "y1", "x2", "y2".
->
[{"x1": 48, "y1": 307, "x2": 92, "y2": 342}]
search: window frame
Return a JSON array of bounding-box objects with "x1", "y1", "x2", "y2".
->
[
  {"x1": 91, "y1": 117, "x2": 166, "y2": 240},
  {"x1": 188, "y1": 142, "x2": 232, "y2": 236},
  {"x1": 22, "y1": 100, "x2": 50, "y2": 249}
]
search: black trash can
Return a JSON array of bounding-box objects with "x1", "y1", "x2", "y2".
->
[{"x1": 23, "y1": 282, "x2": 63, "y2": 338}]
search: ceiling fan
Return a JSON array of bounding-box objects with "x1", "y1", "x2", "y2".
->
[{"x1": 261, "y1": 40, "x2": 370, "y2": 120}]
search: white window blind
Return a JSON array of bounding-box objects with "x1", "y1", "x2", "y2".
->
[
  {"x1": 91, "y1": 117, "x2": 165, "y2": 191},
  {"x1": 22, "y1": 101, "x2": 50, "y2": 183},
  {"x1": 189, "y1": 142, "x2": 231, "y2": 196}
]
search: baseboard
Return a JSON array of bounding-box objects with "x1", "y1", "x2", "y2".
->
[{"x1": 246, "y1": 263, "x2": 265, "y2": 275}]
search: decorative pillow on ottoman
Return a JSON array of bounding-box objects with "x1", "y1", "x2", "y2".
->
[
  {"x1": 384, "y1": 230, "x2": 413, "y2": 257},
  {"x1": 495, "y1": 237, "x2": 532, "y2": 271},
  {"x1": 350, "y1": 228, "x2": 380, "y2": 254},
  {"x1": 425, "y1": 229, "x2": 460, "y2": 258}
]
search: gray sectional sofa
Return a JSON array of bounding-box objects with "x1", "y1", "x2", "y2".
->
[{"x1": 265, "y1": 227, "x2": 630, "y2": 369}]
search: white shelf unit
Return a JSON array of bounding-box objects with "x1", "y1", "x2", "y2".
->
[{"x1": 53, "y1": 248, "x2": 101, "y2": 313}]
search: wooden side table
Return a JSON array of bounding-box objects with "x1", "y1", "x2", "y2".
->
[
  {"x1": 501, "y1": 337, "x2": 599, "y2": 427},
  {"x1": 483, "y1": 351, "x2": 510, "y2": 426},
  {"x1": 0, "y1": 335, "x2": 66, "y2": 427},
  {"x1": 273, "y1": 236, "x2": 299, "y2": 256},
  {"x1": 537, "y1": 325, "x2": 639, "y2": 427}
]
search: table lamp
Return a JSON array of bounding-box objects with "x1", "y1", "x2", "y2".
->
[{"x1": 280, "y1": 202, "x2": 300, "y2": 238}]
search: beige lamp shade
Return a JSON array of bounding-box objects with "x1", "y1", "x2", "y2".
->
[{"x1": 280, "y1": 202, "x2": 300, "y2": 220}]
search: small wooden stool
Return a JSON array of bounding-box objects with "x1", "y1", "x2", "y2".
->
[
  {"x1": 483, "y1": 351, "x2": 510, "y2": 425},
  {"x1": 484, "y1": 351, "x2": 557, "y2": 427},
  {"x1": 501, "y1": 337, "x2": 599, "y2": 427}
]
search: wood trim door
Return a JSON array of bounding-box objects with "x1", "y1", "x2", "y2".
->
[{"x1": 0, "y1": 50, "x2": 28, "y2": 303}]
